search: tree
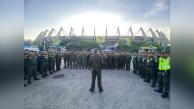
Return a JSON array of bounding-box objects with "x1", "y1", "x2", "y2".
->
[
  {"x1": 116, "y1": 40, "x2": 162, "y2": 52},
  {"x1": 80, "y1": 40, "x2": 98, "y2": 50},
  {"x1": 117, "y1": 41, "x2": 131, "y2": 52},
  {"x1": 66, "y1": 41, "x2": 77, "y2": 50}
]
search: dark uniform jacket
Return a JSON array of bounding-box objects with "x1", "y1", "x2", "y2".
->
[{"x1": 89, "y1": 54, "x2": 104, "y2": 70}]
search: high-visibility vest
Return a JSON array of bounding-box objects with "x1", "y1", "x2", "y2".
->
[{"x1": 159, "y1": 57, "x2": 171, "y2": 70}]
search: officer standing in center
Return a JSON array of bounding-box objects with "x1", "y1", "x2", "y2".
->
[{"x1": 89, "y1": 49, "x2": 104, "y2": 93}]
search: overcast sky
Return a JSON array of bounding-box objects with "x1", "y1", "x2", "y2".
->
[{"x1": 24, "y1": 0, "x2": 170, "y2": 40}]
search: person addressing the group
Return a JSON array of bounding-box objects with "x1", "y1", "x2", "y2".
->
[{"x1": 89, "y1": 49, "x2": 104, "y2": 93}]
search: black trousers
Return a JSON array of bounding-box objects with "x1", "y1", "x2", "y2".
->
[
  {"x1": 144, "y1": 67, "x2": 151, "y2": 82},
  {"x1": 157, "y1": 70, "x2": 170, "y2": 94},
  {"x1": 151, "y1": 69, "x2": 158, "y2": 86},
  {"x1": 90, "y1": 69, "x2": 103, "y2": 91},
  {"x1": 133, "y1": 63, "x2": 138, "y2": 73},
  {"x1": 64, "y1": 60, "x2": 67, "y2": 68},
  {"x1": 32, "y1": 65, "x2": 38, "y2": 79},
  {"x1": 126, "y1": 62, "x2": 131, "y2": 71},
  {"x1": 27, "y1": 66, "x2": 32, "y2": 84},
  {"x1": 41, "y1": 63, "x2": 48, "y2": 77}
]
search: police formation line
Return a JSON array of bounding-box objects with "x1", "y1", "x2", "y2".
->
[
  {"x1": 132, "y1": 51, "x2": 170, "y2": 98},
  {"x1": 24, "y1": 50, "x2": 170, "y2": 98}
]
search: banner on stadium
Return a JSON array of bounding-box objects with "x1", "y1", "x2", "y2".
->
[
  {"x1": 127, "y1": 37, "x2": 131, "y2": 45},
  {"x1": 52, "y1": 37, "x2": 60, "y2": 45},
  {"x1": 96, "y1": 36, "x2": 99, "y2": 43},
  {"x1": 102, "y1": 36, "x2": 106, "y2": 44},
  {"x1": 96, "y1": 36, "x2": 106, "y2": 44}
]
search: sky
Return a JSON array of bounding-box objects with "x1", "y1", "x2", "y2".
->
[{"x1": 24, "y1": 0, "x2": 170, "y2": 40}]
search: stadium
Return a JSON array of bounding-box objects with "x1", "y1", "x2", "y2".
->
[{"x1": 34, "y1": 26, "x2": 170, "y2": 51}]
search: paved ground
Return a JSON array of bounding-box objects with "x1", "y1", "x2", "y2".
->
[{"x1": 24, "y1": 69, "x2": 169, "y2": 109}]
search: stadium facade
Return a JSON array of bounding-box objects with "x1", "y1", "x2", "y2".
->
[{"x1": 34, "y1": 27, "x2": 170, "y2": 47}]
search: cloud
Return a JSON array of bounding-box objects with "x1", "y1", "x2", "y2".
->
[{"x1": 145, "y1": 0, "x2": 169, "y2": 18}]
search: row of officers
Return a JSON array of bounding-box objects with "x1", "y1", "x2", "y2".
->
[
  {"x1": 133, "y1": 51, "x2": 170, "y2": 98},
  {"x1": 24, "y1": 50, "x2": 63, "y2": 86},
  {"x1": 63, "y1": 51, "x2": 132, "y2": 70},
  {"x1": 24, "y1": 50, "x2": 132, "y2": 86}
]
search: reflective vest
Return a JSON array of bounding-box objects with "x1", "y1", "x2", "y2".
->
[{"x1": 159, "y1": 57, "x2": 170, "y2": 70}]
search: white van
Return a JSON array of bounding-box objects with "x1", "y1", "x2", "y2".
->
[{"x1": 138, "y1": 47, "x2": 157, "y2": 53}]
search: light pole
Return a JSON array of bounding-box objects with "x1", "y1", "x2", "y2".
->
[
  {"x1": 43, "y1": 37, "x2": 46, "y2": 51},
  {"x1": 162, "y1": 42, "x2": 166, "y2": 52}
]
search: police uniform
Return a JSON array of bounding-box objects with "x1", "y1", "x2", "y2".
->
[
  {"x1": 132, "y1": 55, "x2": 138, "y2": 74},
  {"x1": 51, "y1": 53, "x2": 56, "y2": 73},
  {"x1": 66, "y1": 52, "x2": 71, "y2": 69},
  {"x1": 89, "y1": 51, "x2": 104, "y2": 93},
  {"x1": 141, "y1": 55, "x2": 147, "y2": 78},
  {"x1": 126, "y1": 54, "x2": 132, "y2": 71},
  {"x1": 155, "y1": 55, "x2": 170, "y2": 98},
  {"x1": 137, "y1": 55, "x2": 143, "y2": 76},
  {"x1": 40, "y1": 52, "x2": 49, "y2": 78},
  {"x1": 31, "y1": 52, "x2": 39, "y2": 80},
  {"x1": 86, "y1": 53, "x2": 90, "y2": 69},
  {"x1": 63, "y1": 53, "x2": 67, "y2": 69},
  {"x1": 24, "y1": 52, "x2": 31, "y2": 84},
  {"x1": 48, "y1": 53, "x2": 53, "y2": 74},
  {"x1": 56, "y1": 52, "x2": 62, "y2": 71},
  {"x1": 114, "y1": 53, "x2": 118, "y2": 70},
  {"x1": 37, "y1": 53, "x2": 41, "y2": 74},
  {"x1": 144, "y1": 55, "x2": 154, "y2": 82},
  {"x1": 151, "y1": 54, "x2": 159, "y2": 87}
]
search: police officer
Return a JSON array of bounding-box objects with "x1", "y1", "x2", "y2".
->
[
  {"x1": 56, "y1": 52, "x2": 62, "y2": 71},
  {"x1": 86, "y1": 52, "x2": 90, "y2": 69},
  {"x1": 48, "y1": 52, "x2": 53, "y2": 74},
  {"x1": 107, "y1": 53, "x2": 110, "y2": 69},
  {"x1": 108, "y1": 53, "x2": 114, "y2": 69},
  {"x1": 122, "y1": 53, "x2": 126, "y2": 70},
  {"x1": 114, "y1": 53, "x2": 118, "y2": 70},
  {"x1": 126, "y1": 53, "x2": 132, "y2": 71},
  {"x1": 89, "y1": 49, "x2": 104, "y2": 93},
  {"x1": 37, "y1": 52, "x2": 41, "y2": 75},
  {"x1": 132, "y1": 53, "x2": 138, "y2": 74},
  {"x1": 40, "y1": 51, "x2": 49, "y2": 78},
  {"x1": 69, "y1": 52, "x2": 73, "y2": 69},
  {"x1": 63, "y1": 52, "x2": 67, "y2": 69},
  {"x1": 144, "y1": 53, "x2": 154, "y2": 83},
  {"x1": 74, "y1": 52, "x2": 78, "y2": 69},
  {"x1": 154, "y1": 52, "x2": 171, "y2": 98},
  {"x1": 24, "y1": 50, "x2": 31, "y2": 85},
  {"x1": 51, "y1": 52, "x2": 56, "y2": 73},
  {"x1": 77, "y1": 52, "x2": 81, "y2": 69},
  {"x1": 81, "y1": 52, "x2": 85, "y2": 69},
  {"x1": 102, "y1": 52, "x2": 107, "y2": 70},
  {"x1": 137, "y1": 53, "x2": 143, "y2": 76},
  {"x1": 72, "y1": 52, "x2": 76, "y2": 69},
  {"x1": 151, "y1": 52, "x2": 159, "y2": 87},
  {"x1": 117, "y1": 53, "x2": 122, "y2": 70},
  {"x1": 31, "y1": 51, "x2": 40, "y2": 80},
  {"x1": 66, "y1": 52, "x2": 71, "y2": 69},
  {"x1": 141, "y1": 52, "x2": 147, "y2": 78}
]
